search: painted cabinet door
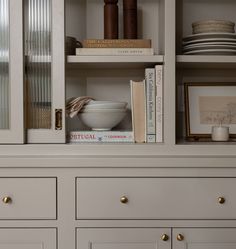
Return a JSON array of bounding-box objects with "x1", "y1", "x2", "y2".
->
[
  {"x1": 174, "y1": 228, "x2": 236, "y2": 249},
  {"x1": 0, "y1": 0, "x2": 24, "y2": 143},
  {"x1": 25, "y1": 0, "x2": 65, "y2": 143},
  {"x1": 0, "y1": 228, "x2": 56, "y2": 249},
  {"x1": 77, "y1": 228, "x2": 171, "y2": 249}
]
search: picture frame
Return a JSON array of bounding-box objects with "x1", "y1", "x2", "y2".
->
[{"x1": 184, "y1": 82, "x2": 236, "y2": 139}]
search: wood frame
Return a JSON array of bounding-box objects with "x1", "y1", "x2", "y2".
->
[{"x1": 184, "y1": 82, "x2": 236, "y2": 140}]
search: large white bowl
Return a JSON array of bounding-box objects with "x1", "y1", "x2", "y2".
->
[
  {"x1": 85, "y1": 101, "x2": 128, "y2": 109},
  {"x1": 78, "y1": 110, "x2": 127, "y2": 131},
  {"x1": 80, "y1": 108, "x2": 127, "y2": 113}
]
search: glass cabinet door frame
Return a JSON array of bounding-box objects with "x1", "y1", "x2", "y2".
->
[
  {"x1": 0, "y1": 0, "x2": 24, "y2": 144},
  {"x1": 26, "y1": 0, "x2": 65, "y2": 143}
]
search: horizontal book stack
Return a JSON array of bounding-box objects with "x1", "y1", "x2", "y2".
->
[
  {"x1": 76, "y1": 39, "x2": 153, "y2": 56},
  {"x1": 130, "y1": 65, "x2": 163, "y2": 143},
  {"x1": 68, "y1": 131, "x2": 134, "y2": 143}
]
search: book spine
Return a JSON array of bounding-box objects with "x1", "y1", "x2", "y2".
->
[
  {"x1": 76, "y1": 48, "x2": 154, "y2": 56},
  {"x1": 155, "y1": 65, "x2": 163, "y2": 143},
  {"x1": 130, "y1": 80, "x2": 146, "y2": 143},
  {"x1": 83, "y1": 39, "x2": 151, "y2": 48},
  {"x1": 145, "y1": 68, "x2": 156, "y2": 143},
  {"x1": 68, "y1": 131, "x2": 134, "y2": 143}
]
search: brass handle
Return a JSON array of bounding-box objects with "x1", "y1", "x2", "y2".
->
[
  {"x1": 55, "y1": 109, "x2": 62, "y2": 130},
  {"x1": 177, "y1": 234, "x2": 184, "y2": 241},
  {"x1": 2, "y1": 196, "x2": 12, "y2": 204},
  {"x1": 120, "y1": 196, "x2": 128, "y2": 204},
  {"x1": 218, "y1": 197, "x2": 225, "y2": 204},
  {"x1": 161, "y1": 234, "x2": 169, "y2": 241}
]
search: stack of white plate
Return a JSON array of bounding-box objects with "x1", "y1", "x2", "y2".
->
[
  {"x1": 79, "y1": 101, "x2": 128, "y2": 131},
  {"x1": 183, "y1": 20, "x2": 236, "y2": 55}
]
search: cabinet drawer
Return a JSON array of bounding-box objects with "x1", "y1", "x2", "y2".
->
[
  {"x1": 0, "y1": 178, "x2": 56, "y2": 219},
  {"x1": 76, "y1": 177, "x2": 236, "y2": 219},
  {"x1": 0, "y1": 228, "x2": 56, "y2": 249},
  {"x1": 77, "y1": 228, "x2": 171, "y2": 249}
]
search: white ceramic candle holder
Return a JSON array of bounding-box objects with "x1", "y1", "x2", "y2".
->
[{"x1": 211, "y1": 125, "x2": 229, "y2": 142}]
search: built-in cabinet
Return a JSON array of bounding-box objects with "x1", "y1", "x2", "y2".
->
[{"x1": 1, "y1": 0, "x2": 236, "y2": 248}]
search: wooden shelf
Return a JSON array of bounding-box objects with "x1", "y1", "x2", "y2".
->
[
  {"x1": 67, "y1": 55, "x2": 164, "y2": 69},
  {"x1": 177, "y1": 55, "x2": 236, "y2": 69}
]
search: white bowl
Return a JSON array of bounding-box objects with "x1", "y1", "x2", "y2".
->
[
  {"x1": 80, "y1": 108, "x2": 127, "y2": 113},
  {"x1": 78, "y1": 110, "x2": 127, "y2": 131},
  {"x1": 86, "y1": 101, "x2": 128, "y2": 109}
]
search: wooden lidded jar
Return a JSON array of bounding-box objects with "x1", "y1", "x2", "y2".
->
[
  {"x1": 123, "y1": 0, "x2": 137, "y2": 39},
  {"x1": 104, "y1": 0, "x2": 119, "y2": 39}
]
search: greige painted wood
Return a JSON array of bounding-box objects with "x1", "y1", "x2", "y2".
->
[
  {"x1": 0, "y1": 178, "x2": 56, "y2": 219},
  {"x1": 173, "y1": 228, "x2": 236, "y2": 249},
  {"x1": 77, "y1": 177, "x2": 236, "y2": 219},
  {"x1": 27, "y1": 0, "x2": 65, "y2": 143},
  {"x1": 77, "y1": 228, "x2": 171, "y2": 249},
  {"x1": 0, "y1": 0, "x2": 24, "y2": 144},
  {"x1": 0, "y1": 228, "x2": 56, "y2": 249}
]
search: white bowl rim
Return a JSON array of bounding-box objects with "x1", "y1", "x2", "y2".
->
[{"x1": 80, "y1": 108, "x2": 127, "y2": 113}]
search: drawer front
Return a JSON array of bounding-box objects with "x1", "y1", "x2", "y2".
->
[
  {"x1": 76, "y1": 178, "x2": 236, "y2": 219},
  {"x1": 0, "y1": 228, "x2": 56, "y2": 249},
  {"x1": 77, "y1": 228, "x2": 171, "y2": 249},
  {"x1": 0, "y1": 178, "x2": 56, "y2": 219}
]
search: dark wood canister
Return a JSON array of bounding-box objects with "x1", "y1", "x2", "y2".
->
[
  {"x1": 104, "y1": 0, "x2": 119, "y2": 39},
  {"x1": 123, "y1": 0, "x2": 137, "y2": 39}
]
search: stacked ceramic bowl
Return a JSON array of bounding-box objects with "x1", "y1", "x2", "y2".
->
[
  {"x1": 182, "y1": 20, "x2": 236, "y2": 55},
  {"x1": 78, "y1": 101, "x2": 128, "y2": 131}
]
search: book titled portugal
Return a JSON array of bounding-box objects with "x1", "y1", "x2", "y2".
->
[
  {"x1": 83, "y1": 39, "x2": 152, "y2": 48},
  {"x1": 68, "y1": 131, "x2": 134, "y2": 143},
  {"x1": 76, "y1": 48, "x2": 154, "y2": 56}
]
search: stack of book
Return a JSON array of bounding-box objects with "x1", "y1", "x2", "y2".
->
[
  {"x1": 76, "y1": 39, "x2": 154, "y2": 56},
  {"x1": 130, "y1": 65, "x2": 163, "y2": 143}
]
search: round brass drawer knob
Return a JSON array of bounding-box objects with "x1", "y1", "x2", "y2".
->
[
  {"x1": 2, "y1": 197, "x2": 12, "y2": 204},
  {"x1": 120, "y1": 196, "x2": 128, "y2": 204},
  {"x1": 177, "y1": 234, "x2": 184, "y2": 241},
  {"x1": 218, "y1": 197, "x2": 225, "y2": 204},
  {"x1": 161, "y1": 234, "x2": 169, "y2": 241}
]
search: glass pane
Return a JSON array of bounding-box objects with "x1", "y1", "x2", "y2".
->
[
  {"x1": 0, "y1": 0, "x2": 9, "y2": 129},
  {"x1": 25, "y1": 0, "x2": 52, "y2": 129}
]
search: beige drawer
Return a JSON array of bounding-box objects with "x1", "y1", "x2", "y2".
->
[
  {"x1": 0, "y1": 178, "x2": 56, "y2": 219},
  {"x1": 76, "y1": 177, "x2": 236, "y2": 219}
]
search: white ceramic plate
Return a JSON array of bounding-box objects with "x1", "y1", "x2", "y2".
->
[
  {"x1": 183, "y1": 33, "x2": 236, "y2": 43},
  {"x1": 183, "y1": 44, "x2": 236, "y2": 52},
  {"x1": 183, "y1": 41, "x2": 236, "y2": 49},
  {"x1": 183, "y1": 38, "x2": 236, "y2": 46},
  {"x1": 183, "y1": 49, "x2": 236, "y2": 55}
]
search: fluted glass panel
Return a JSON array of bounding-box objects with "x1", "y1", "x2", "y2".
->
[
  {"x1": 0, "y1": 0, "x2": 9, "y2": 129},
  {"x1": 25, "y1": 0, "x2": 52, "y2": 129}
]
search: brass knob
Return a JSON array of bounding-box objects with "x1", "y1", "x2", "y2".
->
[
  {"x1": 218, "y1": 197, "x2": 225, "y2": 204},
  {"x1": 161, "y1": 234, "x2": 169, "y2": 241},
  {"x1": 177, "y1": 234, "x2": 184, "y2": 241},
  {"x1": 2, "y1": 197, "x2": 12, "y2": 204},
  {"x1": 120, "y1": 196, "x2": 128, "y2": 204}
]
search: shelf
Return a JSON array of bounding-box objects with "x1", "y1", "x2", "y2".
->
[
  {"x1": 177, "y1": 55, "x2": 236, "y2": 69},
  {"x1": 67, "y1": 55, "x2": 164, "y2": 69}
]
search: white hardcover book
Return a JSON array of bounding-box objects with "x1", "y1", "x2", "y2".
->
[
  {"x1": 68, "y1": 131, "x2": 134, "y2": 143},
  {"x1": 145, "y1": 68, "x2": 156, "y2": 143},
  {"x1": 155, "y1": 65, "x2": 163, "y2": 143},
  {"x1": 76, "y1": 48, "x2": 154, "y2": 56}
]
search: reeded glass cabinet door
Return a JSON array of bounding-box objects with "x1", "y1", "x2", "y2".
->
[
  {"x1": 0, "y1": 0, "x2": 24, "y2": 143},
  {"x1": 25, "y1": 0, "x2": 65, "y2": 143}
]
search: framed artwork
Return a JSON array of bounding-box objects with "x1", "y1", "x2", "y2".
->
[{"x1": 184, "y1": 82, "x2": 236, "y2": 139}]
